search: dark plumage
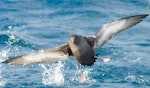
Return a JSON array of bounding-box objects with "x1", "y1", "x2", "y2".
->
[{"x1": 2, "y1": 14, "x2": 148, "y2": 66}]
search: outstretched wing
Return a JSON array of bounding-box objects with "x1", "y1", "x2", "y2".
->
[
  {"x1": 2, "y1": 44, "x2": 72, "y2": 66},
  {"x1": 93, "y1": 14, "x2": 148, "y2": 49}
]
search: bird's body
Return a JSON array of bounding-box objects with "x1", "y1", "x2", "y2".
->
[
  {"x1": 68, "y1": 35, "x2": 96, "y2": 66},
  {"x1": 2, "y1": 14, "x2": 149, "y2": 67}
]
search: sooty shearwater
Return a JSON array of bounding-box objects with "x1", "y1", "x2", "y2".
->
[{"x1": 2, "y1": 14, "x2": 148, "y2": 83}]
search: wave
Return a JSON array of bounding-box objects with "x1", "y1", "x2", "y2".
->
[{"x1": 125, "y1": 75, "x2": 150, "y2": 86}]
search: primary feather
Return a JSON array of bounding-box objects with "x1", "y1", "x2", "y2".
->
[
  {"x1": 2, "y1": 44, "x2": 71, "y2": 66},
  {"x1": 93, "y1": 14, "x2": 148, "y2": 49}
]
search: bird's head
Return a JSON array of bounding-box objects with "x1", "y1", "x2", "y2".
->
[{"x1": 68, "y1": 35, "x2": 81, "y2": 45}]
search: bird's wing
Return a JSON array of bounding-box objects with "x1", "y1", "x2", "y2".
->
[
  {"x1": 2, "y1": 44, "x2": 72, "y2": 66},
  {"x1": 92, "y1": 14, "x2": 148, "y2": 49}
]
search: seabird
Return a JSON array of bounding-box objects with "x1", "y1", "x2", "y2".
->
[
  {"x1": 2, "y1": 14, "x2": 148, "y2": 66},
  {"x1": 2, "y1": 14, "x2": 148, "y2": 82}
]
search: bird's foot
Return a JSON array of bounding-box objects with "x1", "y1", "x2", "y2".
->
[
  {"x1": 79, "y1": 64, "x2": 86, "y2": 83},
  {"x1": 80, "y1": 71, "x2": 86, "y2": 83}
]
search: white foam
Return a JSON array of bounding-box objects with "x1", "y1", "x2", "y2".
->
[
  {"x1": 0, "y1": 64, "x2": 6, "y2": 87},
  {"x1": 0, "y1": 38, "x2": 13, "y2": 87},
  {"x1": 41, "y1": 61, "x2": 64, "y2": 85},
  {"x1": 70, "y1": 66, "x2": 97, "y2": 83},
  {"x1": 81, "y1": 68, "x2": 97, "y2": 83},
  {"x1": 0, "y1": 55, "x2": 7, "y2": 87}
]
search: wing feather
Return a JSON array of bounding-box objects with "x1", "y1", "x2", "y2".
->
[
  {"x1": 93, "y1": 14, "x2": 148, "y2": 49},
  {"x1": 2, "y1": 44, "x2": 71, "y2": 66}
]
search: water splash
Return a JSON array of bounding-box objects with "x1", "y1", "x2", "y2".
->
[
  {"x1": 70, "y1": 66, "x2": 97, "y2": 83},
  {"x1": 6, "y1": 26, "x2": 20, "y2": 46},
  {"x1": 0, "y1": 25, "x2": 20, "y2": 86},
  {"x1": 80, "y1": 68, "x2": 97, "y2": 83},
  {"x1": 0, "y1": 42, "x2": 12, "y2": 87},
  {"x1": 0, "y1": 64, "x2": 6, "y2": 87},
  {"x1": 40, "y1": 61, "x2": 64, "y2": 85},
  {"x1": 0, "y1": 50, "x2": 9, "y2": 87}
]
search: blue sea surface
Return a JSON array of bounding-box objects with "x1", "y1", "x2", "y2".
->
[{"x1": 0, "y1": 0, "x2": 150, "y2": 88}]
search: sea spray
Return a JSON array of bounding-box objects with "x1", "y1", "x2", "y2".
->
[
  {"x1": 41, "y1": 61, "x2": 64, "y2": 85},
  {"x1": 79, "y1": 67, "x2": 97, "y2": 83},
  {"x1": 0, "y1": 50, "x2": 8, "y2": 87},
  {"x1": 69, "y1": 65, "x2": 97, "y2": 83},
  {"x1": 0, "y1": 25, "x2": 20, "y2": 86},
  {"x1": 0, "y1": 64, "x2": 6, "y2": 87}
]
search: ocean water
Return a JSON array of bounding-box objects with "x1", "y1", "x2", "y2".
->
[{"x1": 0, "y1": 0, "x2": 150, "y2": 88}]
